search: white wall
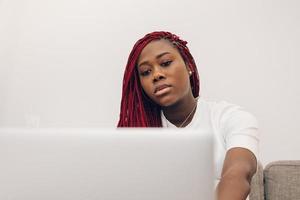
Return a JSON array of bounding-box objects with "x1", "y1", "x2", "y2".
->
[{"x1": 0, "y1": 0, "x2": 299, "y2": 165}]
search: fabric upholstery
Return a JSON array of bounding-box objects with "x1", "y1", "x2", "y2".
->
[
  {"x1": 264, "y1": 160, "x2": 300, "y2": 200},
  {"x1": 249, "y1": 162, "x2": 264, "y2": 200}
]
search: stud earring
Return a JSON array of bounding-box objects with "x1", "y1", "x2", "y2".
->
[{"x1": 189, "y1": 71, "x2": 192, "y2": 76}]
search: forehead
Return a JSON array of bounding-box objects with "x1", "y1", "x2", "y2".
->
[{"x1": 138, "y1": 39, "x2": 180, "y2": 62}]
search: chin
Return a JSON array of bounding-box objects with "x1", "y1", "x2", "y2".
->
[{"x1": 155, "y1": 95, "x2": 178, "y2": 107}]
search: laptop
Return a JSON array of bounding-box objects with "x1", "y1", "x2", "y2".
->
[{"x1": 0, "y1": 128, "x2": 214, "y2": 200}]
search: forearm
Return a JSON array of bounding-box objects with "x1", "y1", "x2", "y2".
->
[{"x1": 216, "y1": 176, "x2": 250, "y2": 200}]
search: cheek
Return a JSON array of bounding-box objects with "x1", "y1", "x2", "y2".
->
[
  {"x1": 173, "y1": 70, "x2": 191, "y2": 93},
  {"x1": 140, "y1": 79, "x2": 152, "y2": 95},
  {"x1": 174, "y1": 68, "x2": 189, "y2": 84}
]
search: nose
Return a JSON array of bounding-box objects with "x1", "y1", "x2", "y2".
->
[{"x1": 153, "y1": 68, "x2": 165, "y2": 83}]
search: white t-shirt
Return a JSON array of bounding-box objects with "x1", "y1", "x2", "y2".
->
[{"x1": 161, "y1": 96, "x2": 259, "y2": 188}]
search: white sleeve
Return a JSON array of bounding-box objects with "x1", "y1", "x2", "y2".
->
[{"x1": 217, "y1": 101, "x2": 259, "y2": 159}]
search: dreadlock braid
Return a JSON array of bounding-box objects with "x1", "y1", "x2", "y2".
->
[{"x1": 117, "y1": 31, "x2": 200, "y2": 127}]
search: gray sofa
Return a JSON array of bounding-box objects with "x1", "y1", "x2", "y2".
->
[{"x1": 250, "y1": 160, "x2": 300, "y2": 200}]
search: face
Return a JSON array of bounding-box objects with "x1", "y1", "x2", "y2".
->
[{"x1": 137, "y1": 39, "x2": 193, "y2": 107}]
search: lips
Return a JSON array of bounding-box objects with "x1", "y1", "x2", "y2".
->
[{"x1": 154, "y1": 84, "x2": 171, "y2": 94}]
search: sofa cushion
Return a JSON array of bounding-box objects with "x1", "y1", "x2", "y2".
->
[
  {"x1": 264, "y1": 160, "x2": 300, "y2": 200},
  {"x1": 250, "y1": 162, "x2": 264, "y2": 200}
]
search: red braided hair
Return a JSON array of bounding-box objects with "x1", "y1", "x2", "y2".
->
[{"x1": 117, "y1": 31, "x2": 200, "y2": 127}]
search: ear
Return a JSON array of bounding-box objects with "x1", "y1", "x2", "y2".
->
[{"x1": 186, "y1": 65, "x2": 192, "y2": 76}]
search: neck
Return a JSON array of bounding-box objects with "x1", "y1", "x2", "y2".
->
[{"x1": 162, "y1": 94, "x2": 198, "y2": 127}]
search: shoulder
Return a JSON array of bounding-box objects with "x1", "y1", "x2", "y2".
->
[
  {"x1": 200, "y1": 97, "x2": 258, "y2": 128},
  {"x1": 200, "y1": 97, "x2": 259, "y2": 158}
]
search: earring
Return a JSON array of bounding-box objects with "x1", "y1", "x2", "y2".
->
[{"x1": 189, "y1": 71, "x2": 192, "y2": 76}]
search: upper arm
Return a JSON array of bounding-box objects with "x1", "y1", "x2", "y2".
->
[
  {"x1": 214, "y1": 101, "x2": 259, "y2": 199},
  {"x1": 212, "y1": 101, "x2": 259, "y2": 181},
  {"x1": 221, "y1": 147, "x2": 257, "y2": 182},
  {"x1": 217, "y1": 102, "x2": 259, "y2": 179}
]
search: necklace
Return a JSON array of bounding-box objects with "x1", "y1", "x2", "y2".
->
[{"x1": 179, "y1": 99, "x2": 198, "y2": 128}]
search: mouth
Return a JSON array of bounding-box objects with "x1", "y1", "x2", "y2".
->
[{"x1": 154, "y1": 84, "x2": 171, "y2": 96}]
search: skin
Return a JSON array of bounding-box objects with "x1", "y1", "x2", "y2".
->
[
  {"x1": 216, "y1": 147, "x2": 257, "y2": 200},
  {"x1": 137, "y1": 39, "x2": 257, "y2": 199}
]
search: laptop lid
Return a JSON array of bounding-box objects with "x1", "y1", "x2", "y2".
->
[{"x1": 0, "y1": 128, "x2": 214, "y2": 200}]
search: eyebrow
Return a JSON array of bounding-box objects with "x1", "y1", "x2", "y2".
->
[{"x1": 138, "y1": 52, "x2": 171, "y2": 68}]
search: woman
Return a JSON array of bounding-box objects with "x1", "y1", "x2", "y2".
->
[{"x1": 118, "y1": 31, "x2": 259, "y2": 200}]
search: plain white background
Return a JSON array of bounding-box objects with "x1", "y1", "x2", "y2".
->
[{"x1": 0, "y1": 0, "x2": 299, "y2": 165}]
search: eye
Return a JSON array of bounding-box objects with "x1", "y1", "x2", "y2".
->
[
  {"x1": 161, "y1": 60, "x2": 172, "y2": 67},
  {"x1": 140, "y1": 69, "x2": 151, "y2": 77}
]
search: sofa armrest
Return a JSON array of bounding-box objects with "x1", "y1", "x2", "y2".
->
[
  {"x1": 249, "y1": 161, "x2": 264, "y2": 200},
  {"x1": 264, "y1": 160, "x2": 300, "y2": 200}
]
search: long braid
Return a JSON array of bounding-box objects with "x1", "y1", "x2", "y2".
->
[{"x1": 117, "y1": 31, "x2": 200, "y2": 127}]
